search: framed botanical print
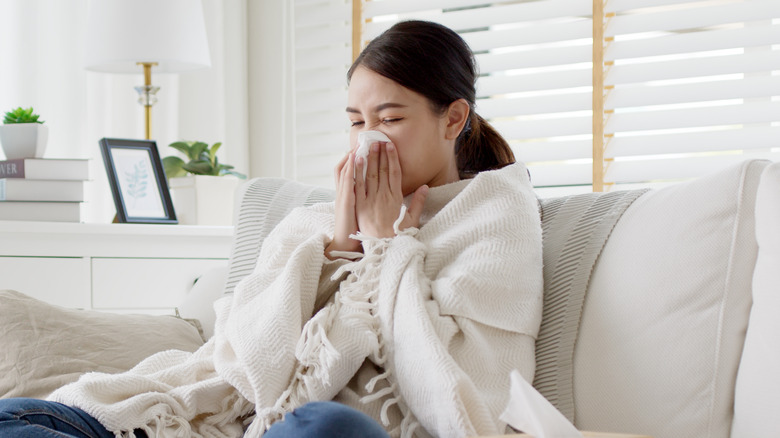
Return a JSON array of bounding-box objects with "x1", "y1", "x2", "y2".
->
[{"x1": 99, "y1": 138, "x2": 177, "y2": 224}]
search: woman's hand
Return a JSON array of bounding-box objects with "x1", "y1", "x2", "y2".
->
[
  {"x1": 325, "y1": 153, "x2": 362, "y2": 259},
  {"x1": 355, "y1": 142, "x2": 428, "y2": 238}
]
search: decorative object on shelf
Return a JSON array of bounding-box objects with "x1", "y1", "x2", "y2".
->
[
  {"x1": 0, "y1": 179, "x2": 86, "y2": 202},
  {"x1": 162, "y1": 141, "x2": 246, "y2": 179},
  {"x1": 99, "y1": 138, "x2": 177, "y2": 224},
  {"x1": 0, "y1": 153, "x2": 90, "y2": 222},
  {"x1": 83, "y1": 0, "x2": 211, "y2": 140},
  {"x1": 0, "y1": 107, "x2": 49, "y2": 160},
  {"x1": 0, "y1": 201, "x2": 82, "y2": 223},
  {"x1": 163, "y1": 141, "x2": 245, "y2": 226},
  {"x1": 0, "y1": 158, "x2": 89, "y2": 180}
]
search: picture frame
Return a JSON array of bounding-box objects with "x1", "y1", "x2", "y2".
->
[{"x1": 99, "y1": 138, "x2": 177, "y2": 224}]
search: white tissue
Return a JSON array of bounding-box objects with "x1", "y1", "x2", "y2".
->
[
  {"x1": 500, "y1": 370, "x2": 584, "y2": 438},
  {"x1": 354, "y1": 130, "x2": 391, "y2": 179}
]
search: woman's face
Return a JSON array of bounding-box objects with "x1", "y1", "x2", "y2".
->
[{"x1": 347, "y1": 66, "x2": 462, "y2": 196}]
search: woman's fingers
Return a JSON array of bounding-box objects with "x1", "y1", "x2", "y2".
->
[
  {"x1": 365, "y1": 142, "x2": 380, "y2": 195},
  {"x1": 326, "y1": 151, "x2": 363, "y2": 258},
  {"x1": 334, "y1": 153, "x2": 349, "y2": 184},
  {"x1": 354, "y1": 154, "x2": 366, "y2": 202},
  {"x1": 363, "y1": 141, "x2": 398, "y2": 196},
  {"x1": 385, "y1": 142, "x2": 401, "y2": 194},
  {"x1": 377, "y1": 141, "x2": 391, "y2": 193}
]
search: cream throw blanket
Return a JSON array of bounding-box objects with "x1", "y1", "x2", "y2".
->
[{"x1": 50, "y1": 163, "x2": 543, "y2": 438}]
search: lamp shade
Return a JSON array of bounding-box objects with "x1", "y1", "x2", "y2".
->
[{"x1": 84, "y1": 0, "x2": 211, "y2": 73}]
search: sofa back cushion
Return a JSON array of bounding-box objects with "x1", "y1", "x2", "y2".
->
[
  {"x1": 731, "y1": 162, "x2": 780, "y2": 438},
  {"x1": 223, "y1": 178, "x2": 335, "y2": 296},
  {"x1": 535, "y1": 189, "x2": 647, "y2": 422},
  {"x1": 573, "y1": 159, "x2": 768, "y2": 438}
]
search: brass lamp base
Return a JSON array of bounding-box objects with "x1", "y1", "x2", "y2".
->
[{"x1": 135, "y1": 62, "x2": 159, "y2": 140}]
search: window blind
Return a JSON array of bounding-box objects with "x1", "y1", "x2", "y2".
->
[
  {"x1": 290, "y1": 0, "x2": 778, "y2": 193},
  {"x1": 597, "y1": 0, "x2": 780, "y2": 190},
  {"x1": 362, "y1": 0, "x2": 595, "y2": 197}
]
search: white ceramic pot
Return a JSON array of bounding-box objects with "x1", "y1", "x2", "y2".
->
[
  {"x1": 0, "y1": 123, "x2": 49, "y2": 159},
  {"x1": 168, "y1": 175, "x2": 240, "y2": 226}
]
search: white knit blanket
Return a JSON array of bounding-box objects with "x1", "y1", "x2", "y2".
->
[{"x1": 50, "y1": 163, "x2": 543, "y2": 438}]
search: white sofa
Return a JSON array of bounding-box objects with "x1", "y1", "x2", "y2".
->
[
  {"x1": 189, "y1": 158, "x2": 777, "y2": 438},
  {"x1": 2, "y1": 159, "x2": 778, "y2": 438}
]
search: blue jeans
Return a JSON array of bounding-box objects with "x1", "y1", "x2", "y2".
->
[
  {"x1": 265, "y1": 401, "x2": 390, "y2": 438},
  {"x1": 0, "y1": 398, "x2": 388, "y2": 438},
  {"x1": 0, "y1": 398, "x2": 120, "y2": 438}
]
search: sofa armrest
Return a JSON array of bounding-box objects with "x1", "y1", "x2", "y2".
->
[{"x1": 177, "y1": 265, "x2": 228, "y2": 340}]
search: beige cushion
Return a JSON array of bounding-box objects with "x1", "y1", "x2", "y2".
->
[
  {"x1": 731, "y1": 162, "x2": 780, "y2": 437},
  {"x1": 0, "y1": 289, "x2": 204, "y2": 400},
  {"x1": 573, "y1": 159, "x2": 769, "y2": 438}
]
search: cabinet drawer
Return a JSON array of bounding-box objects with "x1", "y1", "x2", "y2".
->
[
  {"x1": 0, "y1": 256, "x2": 90, "y2": 308},
  {"x1": 92, "y1": 258, "x2": 227, "y2": 310}
]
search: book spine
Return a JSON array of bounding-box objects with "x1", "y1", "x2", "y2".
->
[{"x1": 0, "y1": 159, "x2": 24, "y2": 178}]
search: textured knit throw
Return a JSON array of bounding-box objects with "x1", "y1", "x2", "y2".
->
[{"x1": 49, "y1": 163, "x2": 543, "y2": 438}]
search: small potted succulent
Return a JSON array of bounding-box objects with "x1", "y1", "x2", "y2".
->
[
  {"x1": 0, "y1": 107, "x2": 49, "y2": 160},
  {"x1": 162, "y1": 141, "x2": 246, "y2": 226}
]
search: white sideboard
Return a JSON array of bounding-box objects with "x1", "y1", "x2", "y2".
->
[{"x1": 0, "y1": 221, "x2": 233, "y2": 315}]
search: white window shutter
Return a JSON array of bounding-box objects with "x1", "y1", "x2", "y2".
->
[
  {"x1": 599, "y1": 0, "x2": 780, "y2": 189},
  {"x1": 290, "y1": 0, "x2": 779, "y2": 193},
  {"x1": 362, "y1": 1, "x2": 595, "y2": 197},
  {"x1": 292, "y1": 0, "x2": 352, "y2": 188}
]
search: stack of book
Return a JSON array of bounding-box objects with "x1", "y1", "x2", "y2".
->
[{"x1": 0, "y1": 158, "x2": 90, "y2": 222}]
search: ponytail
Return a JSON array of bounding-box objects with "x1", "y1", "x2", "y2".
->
[{"x1": 456, "y1": 112, "x2": 515, "y2": 179}]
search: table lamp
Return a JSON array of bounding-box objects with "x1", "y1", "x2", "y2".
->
[{"x1": 83, "y1": 0, "x2": 211, "y2": 140}]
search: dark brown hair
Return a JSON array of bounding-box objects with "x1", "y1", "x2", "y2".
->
[{"x1": 347, "y1": 20, "x2": 515, "y2": 178}]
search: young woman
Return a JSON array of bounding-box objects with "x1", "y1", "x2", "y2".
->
[{"x1": 0, "y1": 20, "x2": 543, "y2": 438}]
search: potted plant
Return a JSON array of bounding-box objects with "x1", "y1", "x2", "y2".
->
[
  {"x1": 162, "y1": 141, "x2": 246, "y2": 226},
  {"x1": 0, "y1": 107, "x2": 48, "y2": 160}
]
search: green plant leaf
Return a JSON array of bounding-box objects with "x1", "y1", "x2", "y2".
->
[
  {"x1": 163, "y1": 140, "x2": 244, "y2": 179},
  {"x1": 190, "y1": 142, "x2": 209, "y2": 161},
  {"x1": 182, "y1": 160, "x2": 213, "y2": 175},
  {"x1": 224, "y1": 169, "x2": 247, "y2": 179},
  {"x1": 3, "y1": 106, "x2": 44, "y2": 124},
  {"x1": 162, "y1": 156, "x2": 188, "y2": 180},
  {"x1": 168, "y1": 141, "x2": 193, "y2": 156},
  {"x1": 208, "y1": 142, "x2": 222, "y2": 166}
]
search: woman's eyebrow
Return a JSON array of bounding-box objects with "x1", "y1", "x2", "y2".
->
[{"x1": 346, "y1": 102, "x2": 407, "y2": 113}]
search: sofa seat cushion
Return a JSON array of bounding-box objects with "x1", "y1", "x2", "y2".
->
[
  {"x1": 731, "y1": 162, "x2": 780, "y2": 438},
  {"x1": 573, "y1": 159, "x2": 769, "y2": 438}
]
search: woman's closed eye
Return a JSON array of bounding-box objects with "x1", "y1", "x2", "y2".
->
[{"x1": 349, "y1": 118, "x2": 402, "y2": 128}]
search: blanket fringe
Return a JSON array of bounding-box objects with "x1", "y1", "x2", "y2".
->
[
  {"x1": 296, "y1": 306, "x2": 341, "y2": 386},
  {"x1": 401, "y1": 411, "x2": 421, "y2": 438},
  {"x1": 266, "y1": 205, "x2": 421, "y2": 437},
  {"x1": 114, "y1": 390, "x2": 254, "y2": 438},
  {"x1": 343, "y1": 231, "x2": 419, "y2": 436}
]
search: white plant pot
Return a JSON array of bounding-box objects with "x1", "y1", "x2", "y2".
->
[
  {"x1": 169, "y1": 175, "x2": 241, "y2": 226},
  {"x1": 0, "y1": 124, "x2": 49, "y2": 159}
]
